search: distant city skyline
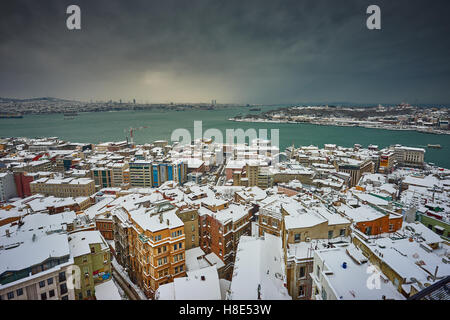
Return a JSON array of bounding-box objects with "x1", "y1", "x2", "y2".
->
[{"x1": 1, "y1": 0, "x2": 450, "y2": 105}]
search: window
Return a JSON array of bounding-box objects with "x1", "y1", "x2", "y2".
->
[
  {"x1": 328, "y1": 230, "x2": 333, "y2": 239},
  {"x1": 294, "y1": 233, "x2": 301, "y2": 242},
  {"x1": 86, "y1": 290, "x2": 91, "y2": 297},
  {"x1": 175, "y1": 266, "x2": 179, "y2": 273},
  {"x1": 298, "y1": 285, "x2": 305, "y2": 297},
  {"x1": 62, "y1": 295, "x2": 68, "y2": 300},
  {"x1": 39, "y1": 280, "x2": 46, "y2": 288},
  {"x1": 49, "y1": 290, "x2": 55, "y2": 298},
  {"x1": 179, "y1": 243, "x2": 182, "y2": 249},
  {"x1": 7, "y1": 291, "x2": 14, "y2": 300},
  {"x1": 158, "y1": 247, "x2": 162, "y2": 254},
  {"x1": 47, "y1": 278, "x2": 53, "y2": 285},
  {"x1": 192, "y1": 225, "x2": 195, "y2": 231},
  {"x1": 393, "y1": 278, "x2": 399, "y2": 287},
  {"x1": 321, "y1": 289, "x2": 327, "y2": 300},
  {"x1": 340, "y1": 229, "x2": 346, "y2": 237},
  {"x1": 16, "y1": 288, "x2": 23, "y2": 296},
  {"x1": 192, "y1": 235, "x2": 195, "y2": 242},
  {"x1": 389, "y1": 224, "x2": 394, "y2": 231},
  {"x1": 180, "y1": 265, "x2": 184, "y2": 272},
  {"x1": 59, "y1": 271, "x2": 66, "y2": 282},
  {"x1": 78, "y1": 292, "x2": 83, "y2": 300},
  {"x1": 299, "y1": 266, "x2": 306, "y2": 279},
  {"x1": 60, "y1": 283, "x2": 68, "y2": 295},
  {"x1": 90, "y1": 246, "x2": 95, "y2": 254}
]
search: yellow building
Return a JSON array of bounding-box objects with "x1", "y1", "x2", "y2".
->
[{"x1": 126, "y1": 202, "x2": 187, "y2": 298}]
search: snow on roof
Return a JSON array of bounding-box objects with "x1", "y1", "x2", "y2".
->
[
  {"x1": 83, "y1": 197, "x2": 115, "y2": 219},
  {"x1": 313, "y1": 206, "x2": 350, "y2": 226},
  {"x1": 364, "y1": 237, "x2": 450, "y2": 285},
  {"x1": 315, "y1": 244, "x2": 404, "y2": 300},
  {"x1": 95, "y1": 279, "x2": 122, "y2": 300},
  {"x1": 340, "y1": 204, "x2": 384, "y2": 223},
  {"x1": 0, "y1": 233, "x2": 70, "y2": 275},
  {"x1": 214, "y1": 203, "x2": 250, "y2": 224},
  {"x1": 229, "y1": 234, "x2": 291, "y2": 300},
  {"x1": 283, "y1": 203, "x2": 328, "y2": 230},
  {"x1": 204, "y1": 252, "x2": 225, "y2": 270},
  {"x1": 27, "y1": 196, "x2": 88, "y2": 212},
  {"x1": 403, "y1": 175, "x2": 440, "y2": 188},
  {"x1": 68, "y1": 230, "x2": 108, "y2": 258},
  {"x1": 129, "y1": 207, "x2": 183, "y2": 233},
  {"x1": 353, "y1": 192, "x2": 389, "y2": 206},
  {"x1": 225, "y1": 160, "x2": 246, "y2": 169},
  {"x1": 185, "y1": 247, "x2": 209, "y2": 271},
  {"x1": 403, "y1": 222, "x2": 443, "y2": 244},
  {"x1": 157, "y1": 266, "x2": 221, "y2": 300}
]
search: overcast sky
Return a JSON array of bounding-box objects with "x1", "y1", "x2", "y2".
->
[{"x1": 1, "y1": 0, "x2": 449, "y2": 104}]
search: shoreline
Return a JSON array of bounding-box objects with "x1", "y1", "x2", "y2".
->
[{"x1": 228, "y1": 118, "x2": 450, "y2": 135}]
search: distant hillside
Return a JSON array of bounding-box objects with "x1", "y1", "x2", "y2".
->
[{"x1": 0, "y1": 97, "x2": 79, "y2": 103}]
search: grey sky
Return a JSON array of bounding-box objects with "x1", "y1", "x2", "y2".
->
[{"x1": 0, "y1": 0, "x2": 449, "y2": 104}]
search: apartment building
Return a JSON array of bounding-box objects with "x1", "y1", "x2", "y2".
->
[
  {"x1": 337, "y1": 159, "x2": 374, "y2": 187},
  {"x1": 126, "y1": 202, "x2": 187, "y2": 299},
  {"x1": 172, "y1": 203, "x2": 200, "y2": 250},
  {"x1": 281, "y1": 199, "x2": 351, "y2": 300},
  {"x1": 30, "y1": 177, "x2": 95, "y2": 198},
  {"x1": 394, "y1": 146, "x2": 425, "y2": 168},
  {"x1": 198, "y1": 201, "x2": 252, "y2": 280},
  {"x1": 0, "y1": 172, "x2": 17, "y2": 202},
  {"x1": 310, "y1": 244, "x2": 404, "y2": 300},
  {"x1": 0, "y1": 233, "x2": 75, "y2": 300},
  {"x1": 91, "y1": 167, "x2": 113, "y2": 190},
  {"x1": 129, "y1": 161, "x2": 152, "y2": 187},
  {"x1": 109, "y1": 162, "x2": 129, "y2": 187},
  {"x1": 68, "y1": 231, "x2": 111, "y2": 300}
]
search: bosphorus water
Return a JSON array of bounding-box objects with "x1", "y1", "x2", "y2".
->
[{"x1": 1, "y1": 106, "x2": 449, "y2": 168}]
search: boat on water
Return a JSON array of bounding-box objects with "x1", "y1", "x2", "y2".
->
[
  {"x1": 63, "y1": 111, "x2": 78, "y2": 116},
  {"x1": 427, "y1": 144, "x2": 442, "y2": 149},
  {"x1": 0, "y1": 113, "x2": 23, "y2": 118}
]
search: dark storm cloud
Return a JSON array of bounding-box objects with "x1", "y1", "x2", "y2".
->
[{"x1": 0, "y1": 0, "x2": 449, "y2": 104}]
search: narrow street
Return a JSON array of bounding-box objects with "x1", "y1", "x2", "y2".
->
[{"x1": 111, "y1": 264, "x2": 141, "y2": 300}]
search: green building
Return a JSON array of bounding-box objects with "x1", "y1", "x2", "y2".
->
[
  {"x1": 418, "y1": 213, "x2": 449, "y2": 240},
  {"x1": 68, "y1": 230, "x2": 111, "y2": 300}
]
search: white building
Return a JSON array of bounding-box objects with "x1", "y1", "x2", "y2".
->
[
  {"x1": 0, "y1": 233, "x2": 75, "y2": 300},
  {"x1": 0, "y1": 172, "x2": 17, "y2": 202},
  {"x1": 228, "y1": 234, "x2": 291, "y2": 300},
  {"x1": 311, "y1": 244, "x2": 405, "y2": 300}
]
